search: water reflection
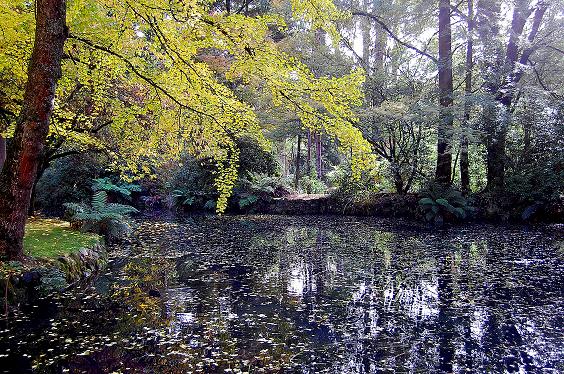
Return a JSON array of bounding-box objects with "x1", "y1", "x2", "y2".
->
[{"x1": 0, "y1": 216, "x2": 562, "y2": 373}]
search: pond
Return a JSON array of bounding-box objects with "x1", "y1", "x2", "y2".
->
[{"x1": 1, "y1": 215, "x2": 563, "y2": 373}]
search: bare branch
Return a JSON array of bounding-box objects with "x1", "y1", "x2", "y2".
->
[{"x1": 351, "y1": 11, "x2": 438, "y2": 64}]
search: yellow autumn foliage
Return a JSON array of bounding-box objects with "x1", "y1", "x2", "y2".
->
[{"x1": 0, "y1": 0, "x2": 375, "y2": 212}]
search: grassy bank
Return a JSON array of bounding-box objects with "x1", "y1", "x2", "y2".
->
[{"x1": 23, "y1": 219, "x2": 100, "y2": 259}]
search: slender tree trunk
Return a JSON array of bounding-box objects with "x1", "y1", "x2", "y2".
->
[
  {"x1": 307, "y1": 129, "x2": 312, "y2": 174},
  {"x1": 361, "y1": 0, "x2": 371, "y2": 74},
  {"x1": 392, "y1": 166, "x2": 405, "y2": 194},
  {"x1": 0, "y1": 0, "x2": 67, "y2": 260},
  {"x1": 371, "y1": 0, "x2": 386, "y2": 103},
  {"x1": 460, "y1": 0, "x2": 473, "y2": 194},
  {"x1": 373, "y1": 26, "x2": 385, "y2": 73},
  {"x1": 295, "y1": 133, "x2": 301, "y2": 188},
  {"x1": 435, "y1": 0, "x2": 454, "y2": 184},
  {"x1": 315, "y1": 132, "x2": 322, "y2": 178},
  {"x1": 0, "y1": 136, "x2": 5, "y2": 171}
]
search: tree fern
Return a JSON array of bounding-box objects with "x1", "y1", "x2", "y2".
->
[
  {"x1": 64, "y1": 191, "x2": 138, "y2": 242},
  {"x1": 92, "y1": 177, "x2": 141, "y2": 200}
]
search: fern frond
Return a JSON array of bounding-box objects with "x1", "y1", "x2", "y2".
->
[{"x1": 91, "y1": 191, "x2": 108, "y2": 211}]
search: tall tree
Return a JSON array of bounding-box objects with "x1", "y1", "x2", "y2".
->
[
  {"x1": 435, "y1": 0, "x2": 454, "y2": 184},
  {"x1": 315, "y1": 132, "x2": 323, "y2": 177},
  {"x1": 361, "y1": 0, "x2": 372, "y2": 74},
  {"x1": 295, "y1": 132, "x2": 302, "y2": 188},
  {"x1": 0, "y1": 0, "x2": 67, "y2": 260},
  {"x1": 484, "y1": 0, "x2": 548, "y2": 192},
  {"x1": 460, "y1": 0, "x2": 474, "y2": 194}
]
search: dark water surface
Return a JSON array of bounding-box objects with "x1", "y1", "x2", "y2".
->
[{"x1": 1, "y1": 216, "x2": 563, "y2": 373}]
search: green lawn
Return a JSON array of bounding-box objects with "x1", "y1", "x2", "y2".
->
[{"x1": 23, "y1": 219, "x2": 100, "y2": 259}]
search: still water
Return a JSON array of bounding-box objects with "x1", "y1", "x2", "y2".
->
[{"x1": 1, "y1": 216, "x2": 563, "y2": 373}]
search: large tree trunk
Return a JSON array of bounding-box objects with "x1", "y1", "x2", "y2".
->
[
  {"x1": 485, "y1": 1, "x2": 547, "y2": 192},
  {"x1": 435, "y1": 0, "x2": 454, "y2": 185},
  {"x1": 460, "y1": 0, "x2": 474, "y2": 194},
  {"x1": 0, "y1": 0, "x2": 67, "y2": 260}
]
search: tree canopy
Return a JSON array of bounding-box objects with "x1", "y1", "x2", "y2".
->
[{"x1": 1, "y1": 0, "x2": 374, "y2": 212}]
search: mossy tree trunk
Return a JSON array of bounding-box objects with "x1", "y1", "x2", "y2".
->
[{"x1": 0, "y1": 0, "x2": 67, "y2": 260}]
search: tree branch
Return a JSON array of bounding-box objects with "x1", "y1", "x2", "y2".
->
[
  {"x1": 351, "y1": 11, "x2": 438, "y2": 64},
  {"x1": 68, "y1": 34, "x2": 217, "y2": 123}
]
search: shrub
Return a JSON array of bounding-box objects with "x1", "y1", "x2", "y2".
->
[
  {"x1": 328, "y1": 163, "x2": 380, "y2": 195},
  {"x1": 35, "y1": 154, "x2": 104, "y2": 216},
  {"x1": 64, "y1": 191, "x2": 138, "y2": 243},
  {"x1": 233, "y1": 172, "x2": 293, "y2": 211},
  {"x1": 300, "y1": 173, "x2": 327, "y2": 194},
  {"x1": 169, "y1": 189, "x2": 214, "y2": 211},
  {"x1": 418, "y1": 184, "x2": 473, "y2": 225}
]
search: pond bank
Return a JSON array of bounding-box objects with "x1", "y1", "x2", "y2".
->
[
  {"x1": 1, "y1": 219, "x2": 107, "y2": 306},
  {"x1": 254, "y1": 192, "x2": 564, "y2": 223}
]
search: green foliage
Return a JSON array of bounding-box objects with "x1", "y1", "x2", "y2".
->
[
  {"x1": 92, "y1": 177, "x2": 141, "y2": 200},
  {"x1": 163, "y1": 139, "x2": 280, "y2": 212},
  {"x1": 36, "y1": 267, "x2": 68, "y2": 295},
  {"x1": 299, "y1": 173, "x2": 327, "y2": 194},
  {"x1": 169, "y1": 189, "x2": 212, "y2": 211},
  {"x1": 234, "y1": 172, "x2": 293, "y2": 211},
  {"x1": 418, "y1": 184, "x2": 473, "y2": 225},
  {"x1": 328, "y1": 163, "x2": 380, "y2": 196},
  {"x1": 0, "y1": 261, "x2": 23, "y2": 277},
  {"x1": 236, "y1": 137, "x2": 280, "y2": 177},
  {"x1": 203, "y1": 200, "x2": 217, "y2": 211},
  {"x1": 238, "y1": 195, "x2": 259, "y2": 209},
  {"x1": 35, "y1": 155, "x2": 104, "y2": 216},
  {"x1": 239, "y1": 172, "x2": 279, "y2": 195},
  {"x1": 171, "y1": 190, "x2": 196, "y2": 207},
  {"x1": 64, "y1": 191, "x2": 138, "y2": 243}
]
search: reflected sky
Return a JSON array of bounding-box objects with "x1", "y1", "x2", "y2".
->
[{"x1": 1, "y1": 216, "x2": 562, "y2": 373}]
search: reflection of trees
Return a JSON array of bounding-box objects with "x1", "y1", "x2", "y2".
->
[
  {"x1": 151, "y1": 218, "x2": 563, "y2": 372},
  {"x1": 436, "y1": 251, "x2": 455, "y2": 373},
  {"x1": 479, "y1": 236, "x2": 531, "y2": 373},
  {"x1": 8, "y1": 218, "x2": 562, "y2": 373}
]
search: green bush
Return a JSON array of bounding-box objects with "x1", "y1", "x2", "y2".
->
[
  {"x1": 92, "y1": 177, "x2": 141, "y2": 201},
  {"x1": 299, "y1": 173, "x2": 327, "y2": 194},
  {"x1": 233, "y1": 172, "x2": 293, "y2": 211},
  {"x1": 64, "y1": 191, "x2": 138, "y2": 243},
  {"x1": 35, "y1": 154, "x2": 104, "y2": 216},
  {"x1": 328, "y1": 163, "x2": 380, "y2": 194},
  {"x1": 418, "y1": 184, "x2": 474, "y2": 225}
]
